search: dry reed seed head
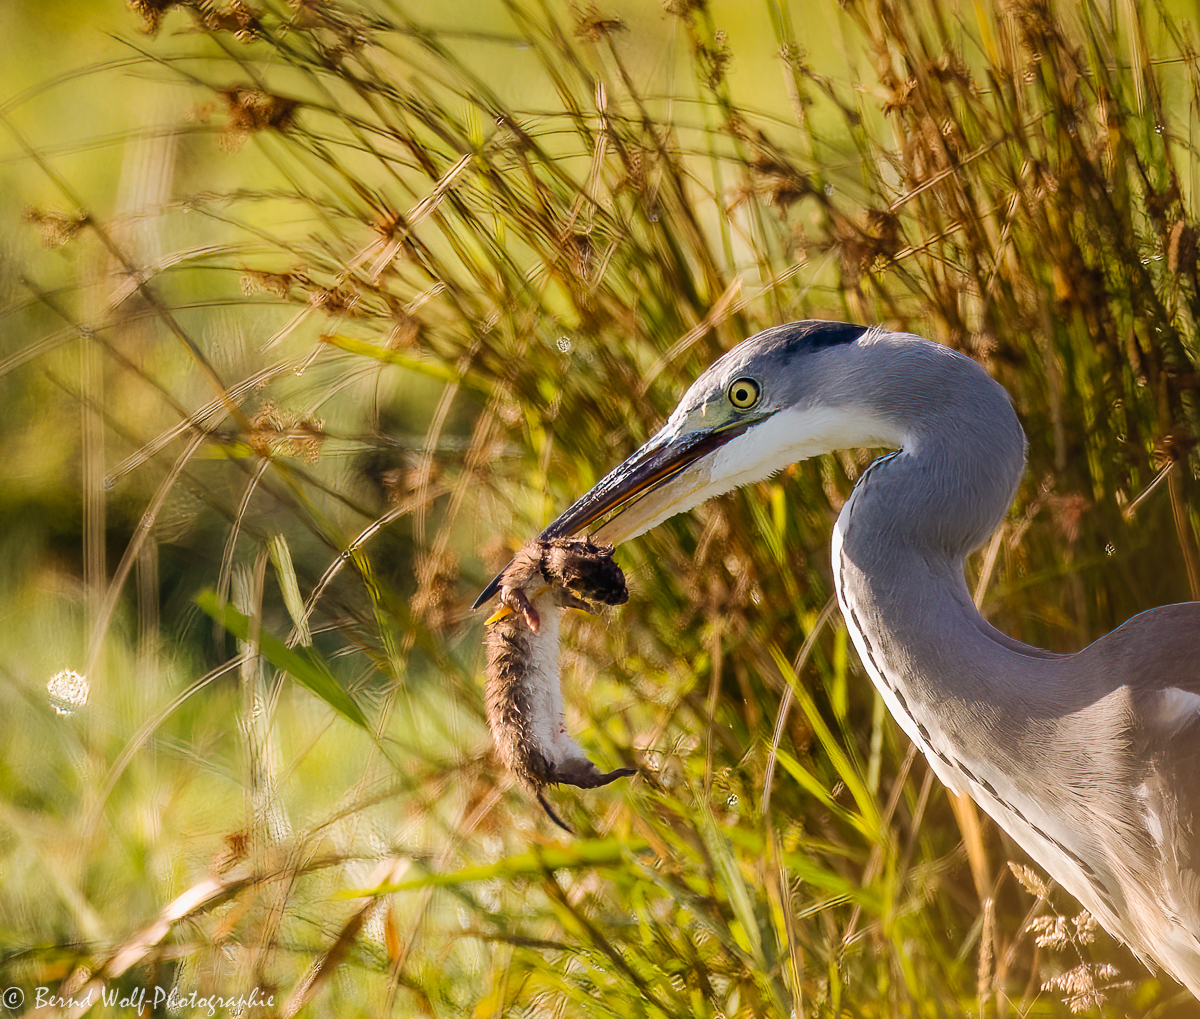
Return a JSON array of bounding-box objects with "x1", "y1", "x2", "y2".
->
[
  {"x1": 1041, "y1": 962, "x2": 1123, "y2": 1014},
  {"x1": 129, "y1": 0, "x2": 183, "y2": 35},
  {"x1": 1025, "y1": 901, "x2": 1121, "y2": 1011},
  {"x1": 1028, "y1": 914, "x2": 1070, "y2": 949},
  {"x1": 558, "y1": 231, "x2": 595, "y2": 278},
  {"x1": 247, "y1": 401, "x2": 325, "y2": 462},
  {"x1": 197, "y1": 0, "x2": 262, "y2": 39},
  {"x1": 184, "y1": 101, "x2": 216, "y2": 125},
  {"x1": 1020, "y1": 158, "x2": 1060, "y2": 200},
  {"x1": 696, "y1": 32, "x2": 732, "y2": 89},
  {"x1": 372, "y1": 209, "x2": 406, "y2": 239},
  {"x1": 1012, "y1": 0, "x2": 1062, "y2": 56},
  {"x1": 404, "y1": 456, "x2": 441, "y2": 494},
  {"x1": 287, "y1": 0, "x2": 373, "y2": 51},
  {"x1": 882, "y1": 78, "x2": 919, "y2": 116},
  {"x1": 496, "y1": 400, "x2": 522, "y2": 428},
  {"x1": 411, "y1": 549, "x2": 461, "y2": 632},
  {"x1": 24, "y1": 207, "x2": 88, "y2": 248},
  {"x1": 384, "y1": 310, "x2": 422, "y2": 349},
  {"x1": 1008, "y1": 861, "x2": 1050, "y2": 898},
  {"x1": 926, "y1": 52, "x2": 975, "y2": 90},
  {"x1": 619, "y1": 147, "x2": 646, "y2": 195},
  {"x1": 1048, "y1": 493, "x2": 1088, "y2": 545},
  {"x1": 779, "y1": 41, "x2": 807, "y2": 71},
  {"x1": 865, "y1": 208, "x2": 902, "y2": 251},
  {"x1": 307, "y1": 283, "x2": 363, "y2": 317},
  {"x1": 722, "y1": 111, "x2": 752, "y2": 142},
  {"x1": 739, "y1": 158, "x2": 816, "y2": 211},
  {"x1": 833, "y1": 213, "x2": 904, "y2": 277},
  {"x1": 661, "y1": 0, "x2": 702, "y2": 18},
  {"x1": 218, "y1": 88, "x2": 300, "y2": 151},
  {"x1": 479, "y1": 535, "x2": 518, "y2": 580},
  {"x1": 1152, "y1": 428, "x2": 1196, "y2": 468},
  {"x1": 288, "y1": 0, "x2": 333, "y2": 28},
  {"x1": 212, "y1": 830, "x2": 250, "y2": 872},
  {"x1": 965, "y1": 330, "x2": 998, "y2": 361},
  {"x1": 572, "y1": 5, "x2": 625, "y2": 42},
  {"x1": 380, "y1": 455, "x2": 442, "y2": 503},
  {"x1": 1072, "y1": 910, "x2": 1097, "y2": 944},
  {"x1": 240, "y1": 269, "x2": 296, "y2": 299},
  {"x1": 923, "y1": 114, "x2": 962, "y2": 166}
]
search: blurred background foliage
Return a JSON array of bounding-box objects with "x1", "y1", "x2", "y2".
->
[{"x1": 1, "y1": 0, "x2": 1199, "y2": 1016}]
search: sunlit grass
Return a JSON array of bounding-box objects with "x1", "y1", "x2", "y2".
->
[{"x1": 1, "y1": 0, "x2": 1198, "y2": 1015}]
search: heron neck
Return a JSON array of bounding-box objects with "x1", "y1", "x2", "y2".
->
[
  {"x1": 838, "y1": 334, "x2": 1027, "y2": 561},
  {"x1": 830, "y1": 334, "x2": 1033, "y2": 707}
]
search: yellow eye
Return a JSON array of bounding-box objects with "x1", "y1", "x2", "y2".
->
[{"x1": 727, "y1": 377, "x2": 761, "y2": 410}]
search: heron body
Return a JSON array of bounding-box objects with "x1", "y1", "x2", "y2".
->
[
  {"x1": 821, "y1": 333, "x2": 1200, "y2": 989},
  {"x1": 476, "y1": 321, "x2": 1200, "y2": 996}
]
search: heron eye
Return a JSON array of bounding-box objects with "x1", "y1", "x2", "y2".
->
[{"x1": 727, "y1": 377, "x2": 761, "y2": 410}]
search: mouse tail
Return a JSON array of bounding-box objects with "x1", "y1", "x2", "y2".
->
[{"x1": 535, "y1": 789, "x2": 574, "y2": 834}]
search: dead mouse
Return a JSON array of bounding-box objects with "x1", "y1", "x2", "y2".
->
[{"x1": 484, "y1": 537, "x2": 635, "y2": 832}]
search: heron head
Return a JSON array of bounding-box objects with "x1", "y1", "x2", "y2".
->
[{"x1": 476, "y1": 319, "x2": 906, "y2": 608}]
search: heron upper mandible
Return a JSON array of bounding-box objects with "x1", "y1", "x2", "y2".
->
[{"x1": 475, "y1": 320, "x2": 1200, "y2": 997}]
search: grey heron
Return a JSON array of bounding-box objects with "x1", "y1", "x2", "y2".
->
[{"x1": 475, "y1": 320, "x2": 1200, "y2": 997}]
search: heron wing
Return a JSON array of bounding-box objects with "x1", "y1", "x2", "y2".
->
[{"x1": 1075, "y1": 602, "x2": 1200, "y2": 993}]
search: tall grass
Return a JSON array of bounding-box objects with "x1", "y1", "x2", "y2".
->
[{"x1": 1, "y1": 0, "x2": 1198, "y2": 1015}]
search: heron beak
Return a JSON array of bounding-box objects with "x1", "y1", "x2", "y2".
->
[{"x1": 474, "y1": 417, "x2": 761, "y2": 608}]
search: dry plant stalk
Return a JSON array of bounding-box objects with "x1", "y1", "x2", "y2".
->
[{"x1": 484, "y1": 538, "x2": 634, "y2": 832}]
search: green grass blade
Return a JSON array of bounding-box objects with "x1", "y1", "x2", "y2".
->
[{"x1": 195, "y1": 589, "x2": 370, "y2": 731}]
